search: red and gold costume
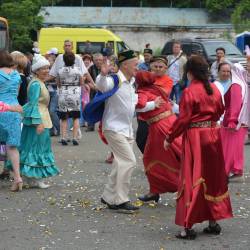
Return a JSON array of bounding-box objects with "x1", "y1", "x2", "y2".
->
[
  {"x1": 136, "y1": 71, "x2": 182, "y2": 194},
  {"x1": 167, "y1": 80, "x2": 233, "y2": 228}
]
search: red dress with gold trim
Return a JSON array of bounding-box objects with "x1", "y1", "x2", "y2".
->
[
  {"x1": 167, "y1": 80, "x2": 233, "y2": 228},
  {"x1": 136, "y1": 75, "x2": 182, "y2": 194}
]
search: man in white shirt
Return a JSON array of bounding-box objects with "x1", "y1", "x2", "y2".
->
[
  {"x1": 210, "y1": 47, "x2": 232, "y2": 81},
  {"x1": 49, "y1": 39, "x2": 95, "y2": 88},
  {"x1": 96, "y1": 50, "x2": 162, "y2": 212},
  {"x1": 167, "y1": 41, "x2": 187, "y2": 103}
]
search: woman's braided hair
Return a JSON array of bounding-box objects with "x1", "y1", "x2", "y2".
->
[{"x1": 186, "y1": 55, "x2": 213, "y2": 95}]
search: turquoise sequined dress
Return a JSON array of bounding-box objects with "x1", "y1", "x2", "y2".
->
[
  {"x1": 0, "y1": 70, "x2": 21, "y2": 146},
  {"x1": 7, "y1": 79, "x2": 59, "y2": 179}
]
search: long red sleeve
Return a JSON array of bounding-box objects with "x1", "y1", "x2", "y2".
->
[
  {"x1": 136, "y1": 90, "x2": 149, "y2": 109},
  {"x1": 167, "y1": 88, "x2": 193, "y2": 143},
  {"x1": 223, "y1": 84, "x2": 242, "y2": 129}
]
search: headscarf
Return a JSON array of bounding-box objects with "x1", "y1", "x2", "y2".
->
[
  {"x1": 231, "y1": 63, "x2": 249, "y2": 129},
  {"x1": 31, "y1": 54, "x2": 50, "y2": 72}
]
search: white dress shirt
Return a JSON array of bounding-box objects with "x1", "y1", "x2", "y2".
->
[{"x1": 96, "y1": 70, "x2": 156, "y2": 138}]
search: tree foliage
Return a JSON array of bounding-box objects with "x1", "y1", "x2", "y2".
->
[
  {"x1": 0, "y1": 0, "x2": 56, "y2": 51},
  {"x1": 0, "y1": 0, "x2": 249, "y2": 52},
  {"x1": 205, "y1": 0, "x2": 250, "y2": 32},
  {"x1": 231, "y1": 0, "x2": 250, "y2": 33}
]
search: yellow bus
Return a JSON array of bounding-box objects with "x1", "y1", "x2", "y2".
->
[
  {"x1": 38, "y1": 27, "x2": 129, "y2": 55},
  {"x1": 0, "y1": 17, "x2": 9, "y2": 51}
]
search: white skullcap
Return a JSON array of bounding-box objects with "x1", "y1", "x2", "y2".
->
[{"x1": 31, "y1": 54, "x2": 50, "y2": 72}]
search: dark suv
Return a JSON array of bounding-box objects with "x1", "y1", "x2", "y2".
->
[{"x1": 161, "y1": 38, "x2": 246, "y2": 68}]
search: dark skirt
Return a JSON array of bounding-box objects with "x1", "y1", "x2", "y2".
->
[{"x1": 58, "y1": 111, "x2": 80, "y2": 120}]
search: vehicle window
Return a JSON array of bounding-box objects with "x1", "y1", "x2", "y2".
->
[
  {"x1": 203, "y1": 41, "x2": 242, "y2": 56},
  {"x1": 181, "y1": 43, "x2": 192, "y2": 56},
  {"x1": 191, "y1": 43, "x2": 204, "y2": 55},
  {"x1": 162, "y1": 42, "x2": 173, "y2": 55},
  {"x1": 117, "y1": 41, "x2": 129, "y2": 53},
  {"x1": 106, "y1": 41, "x2": 114, "y2": 54},
  {"x1": 76, "y1": 42, "x2": 105, "y2": 54}
]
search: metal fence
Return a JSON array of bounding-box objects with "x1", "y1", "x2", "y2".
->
[{"x1": 47, "y1": 0, "x2": 204, "y2": 8}]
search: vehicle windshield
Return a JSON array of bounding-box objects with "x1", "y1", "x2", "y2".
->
[
  {"x1": 203, "y1": 41, "x2": 242, "y2": 57},
  {"x1": 76, "y1": 42, "x2": 105, "y2": 54},
  {"x1": 117, "y1": 41, "x2": 129, "y2": 53}
]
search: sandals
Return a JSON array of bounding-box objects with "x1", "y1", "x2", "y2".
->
[
  {"x1": 203, "y1": 223, "x2": 221, "y2": 235},
  {"x1": 176, "y1": 228, "x2": 197, "y2": 240}
]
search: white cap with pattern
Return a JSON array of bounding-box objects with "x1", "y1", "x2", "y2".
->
[{"x1": 32, "y1": 54, "x2": 50, "y2": 72}]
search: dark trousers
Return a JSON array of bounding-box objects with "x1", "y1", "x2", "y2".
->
[
  {"x1": 49, "y1": 90, "x2": 60, "y2": 135},
  {"x1": 87, "y1": 89, "x2": 96, "y2": 129},
  {"x1": 136, "y1": 119, "x2": 149, "y2": 154}
]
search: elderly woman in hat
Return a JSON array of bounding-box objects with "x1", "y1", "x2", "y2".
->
[{"x1": 8, "y1": 54, "x2": 59, "y2": 188}]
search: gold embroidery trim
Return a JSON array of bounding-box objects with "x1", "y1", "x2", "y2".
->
[
  {"x1": 146, "y1": 110, "x2": 173, "y2": 125},
  {"x1": 176, "y1": 177, "x2": 229, "y2": 203},
  {"x1": 189, "y1": 121, "x2": 218, "y2": 128},
  {"x1": 145, "y1": 160, "x2": 179, "y2": 173}
]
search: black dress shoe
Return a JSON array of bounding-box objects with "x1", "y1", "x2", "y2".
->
[
  {"x1": 203, "y1": 223, "x2": 221, "y2": 235},
  {"x1": 117, "y1": 201, "x2": 139, "y2": 211},
  {"x1": 138, "y1": 193, "x2": 160, "y2": 202},
  {"x1": 72, "y1": 139, "x2": 79, "y2": 146},
  {"x1": 176, "y1": 228, "x2": 197, "y2": 240},
  {"x1": 61, "y1": 139, "x2": 68, "y2": 145},
  {"x1": 100, "y1": 198, "x2": 118, "y2": 210}
]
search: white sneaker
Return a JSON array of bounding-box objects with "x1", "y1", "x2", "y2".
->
[{"x1": 36, "y1": 180, "x2": 50, "y2": 189}]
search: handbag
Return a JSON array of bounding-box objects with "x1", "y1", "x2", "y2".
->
[{"x1": 0, "y1": 142, "x2": 7, "y2": 161}]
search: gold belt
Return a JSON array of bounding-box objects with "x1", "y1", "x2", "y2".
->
[
  {"x1": 147, "y1": 110, "x2": 173, "y2": 125},
  {"x1": 189, "y1": 121, "x2": 217, "y2": 128}
]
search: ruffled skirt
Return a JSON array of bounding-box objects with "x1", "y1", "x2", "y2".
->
[{"x1": 6, "y1": 126, "x2": 59, "y2": 179}]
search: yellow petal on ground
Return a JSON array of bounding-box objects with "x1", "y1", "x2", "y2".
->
[
  {"x1": 148, "y1": 202, "x2": 157, "y2": 208},
  {"x1": 133, "y1": 200, "x2": 144, "y2": 207}
]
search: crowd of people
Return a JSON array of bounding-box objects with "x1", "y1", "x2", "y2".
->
[{"x1": 0, "y1": 38, "x2": 250, "y2": 240}]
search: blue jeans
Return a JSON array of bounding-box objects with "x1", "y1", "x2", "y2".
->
[
  {"x1": 170, "y1": 84, "x2": 182, "y2": 104},
  {"x1": 49, "y1": 90, "x2": 60, "y2": 135}
]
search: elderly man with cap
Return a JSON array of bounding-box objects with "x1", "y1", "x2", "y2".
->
[
  {"x1": 138, "y1": 47, "x2": 153, "y2": 71},
  {"x1": 136, "y1": 56, "x2": 172, "y2": 154},
  {"x1": 96, "y1": 50, "x2": 139, "y2": 211},
  {"x1": 96, "y1": 50, "x2": 162, "y2": 211}
]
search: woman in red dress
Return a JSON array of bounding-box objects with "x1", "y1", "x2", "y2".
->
[
  {"x1": 164, "y1": 56, "x2": 233, "y2": 239},
  {"x1": 136, "y1": 70, "x2": 182, "y2": 202}
]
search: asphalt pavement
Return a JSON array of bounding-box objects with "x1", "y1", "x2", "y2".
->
[{"x1": 0, "y1": 127, "x2": 250, "y2": 250}]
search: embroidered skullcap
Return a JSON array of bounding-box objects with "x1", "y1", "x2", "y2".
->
[
  {"x1": 118, "y1": 50, "x2": 137, "y2": 64},
  {"x1": 144, "y1": 48, "x2": 153, "y2": 55},
  {"x1": 31, "y1": 54, "x2": 50, "y2": 72}
]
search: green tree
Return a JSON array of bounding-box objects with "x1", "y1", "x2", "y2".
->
[
  {"x1": 231, "y1": 0, "x2": 250, "y2": 33},
  {"x1": 0, "y1": 0, "x2": 59, "y2": 51},
  {"x1": 205, "y1": 0, "x2": 250, "y2": 32},
  {"x1": 205, "y1": 0, "x2": 234, "y2": 12}
]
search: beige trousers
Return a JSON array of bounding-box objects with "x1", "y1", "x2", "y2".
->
[{"x1": 102, "y1": 130, "x2": 136, "y2": 205}]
